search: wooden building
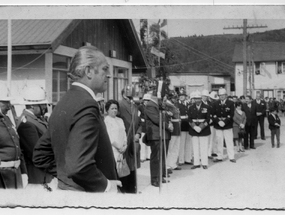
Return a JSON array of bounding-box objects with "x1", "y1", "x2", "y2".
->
[{"x1": 0, "y1": 19, "x2": 147, "y2": 113}]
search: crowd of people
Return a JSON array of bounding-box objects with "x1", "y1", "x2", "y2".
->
[{"x1": 0, "y1": 45, "x2": 282, "y2": 192}]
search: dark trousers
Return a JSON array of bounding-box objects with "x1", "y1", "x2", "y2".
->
[
  {"x1": 255, "y1": 115, "x2": 265, "y2": 139},
  {"x1": 149, "y1": 140, "x2": 169, "y2": 183},
  {"x1": 119, "y1": 170, "x2": 136, "y2": 193},
  {"x1": 0, "y1": 167, "x2": 23, "y2": 189},
  {"x1": 244, "y1": 124, "x2": 256, "y2": 148},
  {"x1": 270, "y1": 128, "x2": 280, "y2": 147}
]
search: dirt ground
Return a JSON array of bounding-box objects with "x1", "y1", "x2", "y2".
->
[{"x1": 1, "y1": 116, "x2": 285, "y2": 214}]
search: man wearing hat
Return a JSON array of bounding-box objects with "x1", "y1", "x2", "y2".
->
[
  {"x1": 0, "y1": 87, "x2": 28, "y2": 189},
  {"x1": 178, "y1": 88, "x2": 193, "y2": 165},
  {"x1": 188, "y1": 90, "x2": 211, "y2": 169},
  {"x1": 138, "y1": 93, "x2": 151, "y2": 162},
  {"x1": 212, "y1": 88, "x2": 236, "y2": 163},
  {"x1": 17, "y1": 85, "x2": 53, "y2": 185}
]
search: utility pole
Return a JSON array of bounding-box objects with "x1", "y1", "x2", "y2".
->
[{"x1": 224, "y1": 19, "x2": 267, "y2": 96}]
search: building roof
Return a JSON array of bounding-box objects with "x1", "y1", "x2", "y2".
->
[
  {"x1": 232, "y1": 42, "x2": 285, "y2": 63},
  {"x1": 0, "y1": 20, "x2": 73, "y2": 46}
]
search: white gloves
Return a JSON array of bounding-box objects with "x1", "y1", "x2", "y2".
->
[
  {"x1": 21, "y1": 174, "x2": 28, "y2": 188},
  {"x1": 218, "y1": 121, "x2": 225, "y2": 127},
  {"x1": 194, "y1": 126, "x2": 202, "y2": 133}
]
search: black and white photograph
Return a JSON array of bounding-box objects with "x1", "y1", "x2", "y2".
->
[{"x1": 0, "y1": 3, "x2": 285, "y2": 214}]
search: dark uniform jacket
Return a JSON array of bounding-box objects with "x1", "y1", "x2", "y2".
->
[
  {"x1": 144, "y1": 99, "x2": 171, "y2": 141},
  {"x1": 203, "y1": 100, "x2": 215, "y2": 126},
  {"x1": 118, "y1": 98, "x2": 141, "y2": 170},
  {"x1": 177, "y1": 100, "x2": 190, "y2": 132},
  {"x1": 33, "y1": 85, "x2": 117, "y2": 192},
  {"x1": 253, "y1": 99, "x2": 266, "y2": 116},
  {"x1": 0, "y1": 114, "x2": 27, "y2": 189},
  {"x1": 17, "y1": 110, "x2": 53, "y2": 184},
  {"x1": 242, "y1": 102, "x2": 257, "y2": 126},
  {"x1": 268, "y1": 113, "x2": 281, "y2": 130},
  {"x1": 138, "y1": 103, "x2": 146, "y2": 133},
  {"x1": 188, "y1": 102, "x2": 211, "y2": 136},
  {"x1": 212, "y1": 99, "x2": 235, "y2": 130}
]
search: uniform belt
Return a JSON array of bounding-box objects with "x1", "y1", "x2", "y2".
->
[
  {"x1": 193, "y1": 119, "x2": 205, "y2": 122},
  {"x1": 180, "y1": 116, "x2": 188, "y2": 119},
  {"x1": 0, "y1": 160, "x2": 21, "y2": 168},
  {"x1": 171, "y1": 119, "x2": 181, "y2": 122}
]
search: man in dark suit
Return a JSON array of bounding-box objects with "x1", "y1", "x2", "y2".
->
[
  {"x1": 242, "y1": 95, "x2": 257, "y2": 149},
  {"x1": 33, "y1": 46, "x2": 121, "y2": 193},
  {"x1": 144, "y1": 92, "x2": 173, "y2": 187},
  {"x1": 17, "y1": 85, "x2": 53, "y2": 185},
  {"x1": 118, "y1": 85, "x2": 141, "y2": 193},
  {"x1": 253, "y1": 93, "x2": 266, "y2": 140}
]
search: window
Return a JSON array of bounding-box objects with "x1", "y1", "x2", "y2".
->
[
  {"x1": 52, "y1": 55, "x2": 71, "y2": 103},
  {"x1": 113, "y1": 67, "x2": 129, "y2": 100},
  {"x1": 277, "y1": 62, "x2": 285, "y2": 74},
  {"x1": 211, "y1": 84, "x2": 225, "y2": 92}
]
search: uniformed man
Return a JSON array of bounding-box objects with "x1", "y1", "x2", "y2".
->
[
  {"x1": 177, "y1": 88, "x2": 193, "y2": 165},
  {"x1": 165, "y1": 91, "x2": 181, "y2": 172},
  {"x1": 212, "y1": 88, "x2": 236, "y2": 163},
  {"x1": 17, "y1": 85, "x2": 53, "y2": 185},
  {"x1": 208, "y1": 91, "x2": 219, "y2": 157},
  {"x1": 188, "y1": 90, "x2": 211, "y2": 169},
  {"x1": 0, "y1": 88, "x2": 28, "y2": 189}
]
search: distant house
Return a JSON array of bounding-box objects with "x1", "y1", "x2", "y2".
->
[
  {"x1": 0, "y1": 19, "x2": 147, "y2": 113},
  {"x1": 233, "y1": 42, "x2": 285, "y2": 99},
  {"x1": 168, "y1": 68, "x2": 232, "y2": 96}
]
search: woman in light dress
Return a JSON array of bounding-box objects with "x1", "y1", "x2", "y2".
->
[{"x1": 104, "y1": 100, "x2": 127, "y2": 165}]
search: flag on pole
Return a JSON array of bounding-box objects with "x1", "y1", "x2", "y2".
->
[
  {"x1": 150, "y1": 46, "x2": 165, "y2": 59},
  {"x1": 160, "y1": 19, "x2": 167, "y2": 28}
]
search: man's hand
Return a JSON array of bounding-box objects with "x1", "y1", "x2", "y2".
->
[
  {"x1": 108, "y1": 180, "x2": 122, "y2": 193},
  {"x1": 218, "y1": 121, "x2": 225, "y2": 127},
  {"x1": 168, "y1": 122, "x2": 174, "y2": 132},
  {"x1": 21, "y1": 174, "x2": 28, "y2": 188},
  {"x1": 194, "y1": 126, "x2": 201, "y2": 133},
  {"x1": 256, "y1": 112, "x2": 262, "y2": 116},
  {"x1": 275, "y1": 123, "x2": 280, "y2": 127},
  {"x1": 134, "y1": 134, "x2": 140, "y2": 142},
  {"x1": 118, "y1": 144, "x2": 127, "y2": 154},
  {"x1": 240, "y1": 123, "x2": 245, "y2": 129}
]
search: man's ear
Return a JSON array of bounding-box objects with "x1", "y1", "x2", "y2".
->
[{"x1": 85, "y1": 66, "x2": 93, "y2": 79}]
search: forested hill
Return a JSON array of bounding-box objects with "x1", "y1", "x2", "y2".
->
[{"x1": 160, "y1": 28, "x2": 285, "y2": 78}]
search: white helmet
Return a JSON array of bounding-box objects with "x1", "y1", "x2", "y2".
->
[
  {"x1": 142, "y1": 93, "x2": 151, "y2": 101},
  {"x1": 209, "y1": 91, "x2": 219, "y2": 100},
  {"x1": 218, "y1": 88, "x2": 227, "y2": 96},
  {"x1": 192, "y1": 90, "x2": 202, "y2": 99},
  {"x1": 201, "y1": 89, "x2": 209, "y2": 97},
  {"x1": 0, "y1": 84, "x2": 13, "y2": 101},
  {"x1": 22, "y1": 85, "x2": 49, "y2": 105}
]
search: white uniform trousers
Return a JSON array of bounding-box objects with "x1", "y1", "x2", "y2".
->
[
  {"x1": 166, "y1": 135, "x2": 181, "y2": 169},
  {"x1": 192, "y1": 136, "x2": 209, "y2": 166},
  {"x1": 208, "y1": 126, "x2": 218, "y2": 156},
  {"x1": 215, "y1": 128, "x2": 235, "y2": 160},
  {"x1": 179, "y1": 131, "x2": 193, "y2": 163},
  {"x1": 140, "y1": 133, "x2": 151, "y2": 160}
]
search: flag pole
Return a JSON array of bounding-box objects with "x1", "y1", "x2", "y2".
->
[{"x1": 7, "y1": 19, "x2": 12, "y2": 96}]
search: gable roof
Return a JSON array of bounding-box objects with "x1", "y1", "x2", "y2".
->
[
  {"x1": 232, "y1": 42, "x2": 285, "y2": 63},
  {"x1": 0, "y1": 20, "x2": 74, "y2": 47}
]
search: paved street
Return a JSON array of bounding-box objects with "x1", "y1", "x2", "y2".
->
[{"x1": 1, "y1": 116, "x2": 285, "y2": 211}]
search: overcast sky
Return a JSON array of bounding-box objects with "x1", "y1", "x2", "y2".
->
[{"x1": 133, "y1": 19, "x2": 285, "y2": 38}]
